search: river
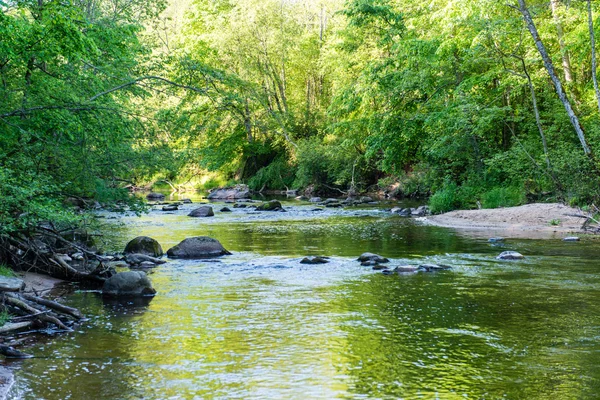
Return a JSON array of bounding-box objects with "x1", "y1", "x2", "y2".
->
[{"x1": 6, "y1": 196, "x2": 600, "y2": 399}]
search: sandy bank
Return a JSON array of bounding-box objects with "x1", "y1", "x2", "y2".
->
[{"x1": 423, "y1": 203, "x2": 588, "y2": 239}]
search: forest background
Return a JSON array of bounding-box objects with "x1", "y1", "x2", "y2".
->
[{"x1": 2, "y1": 0, "x2": 600, "y2": 235}]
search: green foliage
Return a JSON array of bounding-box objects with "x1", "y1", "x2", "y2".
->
[
  {"x1": 0, "y1": 310, "x2": 10, "y2": 328},
  {"x1": 481, "y1": 187, "x2": 526, "y2": 209},
  {"x1": 248, "y1": 158, "x2": 296, "y2": 191},
  {"x1": 0, "y1": 265, "x2": 16, "y2": 278},
  {"x1": 196, "y1": 176, "x2": 231, "y2": 191},
  {"x1": 428, "y1": 183, "x2": 465, "y2": 214}
]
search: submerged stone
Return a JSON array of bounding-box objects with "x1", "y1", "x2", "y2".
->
[
  {"x1": 496, "y1": 251, "x2": 524, "y2": 260},
  {"x1": 417, "y1": 264, "x2": 452, "y2": 272},
  {"x1": 488, "y1": 237, "x2": 505, "y2": 243},
  {"x1": 372, "y1": 264, "x2": 388, "y2": 270},
  {"x1": 300, "y1": 256, "x2": 329, "y2": 265}
]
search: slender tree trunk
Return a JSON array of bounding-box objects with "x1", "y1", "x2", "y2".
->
[
  {"x1": 550, "y1": 0, "x2": 574, "y2": 83},
  {"x1": 520, "y1": 59, "x2": 552, "y2": 170},
  {"x1": 244, "y1": 98, "x2": 253, "y2": 143},
  {"x1": 588, "y1": 0, "x2": 600, "y2": 113},
  {"x1": 517, "y1": 0, "x2": 592, "y2": 155}
]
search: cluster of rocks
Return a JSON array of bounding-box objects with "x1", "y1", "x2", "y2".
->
[
  {"x1": 103, "y1": 235, "x2": 231, "y2": 298},
  {"x1": 390, "y1": 205, "x2": 429, "y2": 217},
  {"x1": 300, "y1": 256, "x2": 330, "y2": 264},
  {"x1": 207, "y1": 185, "x2": 251, "y2": 200},
  {"x1": 297, "y1": 196, "x2": 378, "y2": 208},
  {"x1": 357, "y1": 252, "x2": 452, "y2": 275},
  {"x1": 162, "y1": 200, "x2": 287, "y2": 218}
]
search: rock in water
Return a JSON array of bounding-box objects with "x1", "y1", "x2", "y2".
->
[
  {"x1": 102, "y1": 271, "x2": 156, "y2": 297},
  {"x1": 167, "y1": 237, "x2": 231, "y2": 259},
  {"x1": 256, "y1": 200, "x2": 282, "y2": 211},
  {"x1": 207, "y1": 185, "x2": 250, "y2": 199},
  {"x1": 146, "y1": 192, "x2": 165, "y2": 200},
  {"x1": 411, "y1": 206, "x2": 429, "y2": 217},
  {"x1": 496, "y1": 251, "x2": 524, "y2": 260},
  {"x1": 124, "y1": 236, "x2": 163, "y2": 257},
  {"x1": 357, "y1": 252, "x2": 390, "y2": 263},
  {"x1": 162, "y1": 204, "x2": 178, "y2": 211},
  {"x1": 125, "y1": 253, "x2": 167, "y2": 265},
  {"x1": 220, "y1": 207, "x2": 232, "y2": 212},
  {"x1": 372, "y1": 264, "x2": 388, "y2": 270},
  {"x1": 394, "y1": 266, "x2": 420, "y2": 273},
  {"x1": 563, "y1": 237, "x2": 580, "y2": 242},
  {"x1": 488, "y1": 237, "x2": 505, "y2": 243},
  {"x1": 300, "y1": 256, "x2": 329, "y2": 264},
  {"x1": 188, "y1": 206, "x2": 214, "y2": 217},
  {"x1": 417, "y1": 264, "x2": 452, "y2": 272}
]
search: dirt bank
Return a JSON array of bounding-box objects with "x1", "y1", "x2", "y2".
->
[
  {"x1": 20, "y1": 272, "x2": 68, "y2": 296},
  {"x1": 423, "y1": 203, "x2": 589, "y2": 239}
]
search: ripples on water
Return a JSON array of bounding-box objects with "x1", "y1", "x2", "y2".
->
[{"x1": 7, "y1": 198, "x2": 600, "y2": 399}]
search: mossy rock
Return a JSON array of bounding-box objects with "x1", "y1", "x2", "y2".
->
[
  {"x1": 256, "y1": 200, "x2": 282, "y2": 211},
  {"x1": 124, "y1": 236, "x2": 163, "y2": 257}
]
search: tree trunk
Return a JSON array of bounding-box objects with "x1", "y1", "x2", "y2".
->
[
  {"x1": 588, "y1": 0, "x2": 600, "y2": 113},
  {"x1": 517, "y1": 0, "x2": 592, "y2": 155},
  {"x1": 550, "y1": 0, "x2": 574, "y2": 83},
  {"x1": 521, "y1": 62, "x2": 549, "y2": 164}
]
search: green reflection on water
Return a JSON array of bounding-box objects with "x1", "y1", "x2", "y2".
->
[{"x1": 7, "y1": 204, "x2": 600, "y2": 399}]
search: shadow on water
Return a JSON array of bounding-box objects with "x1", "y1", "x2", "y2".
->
[{"x1": 8, "y1": 199, "x2": 600, "y2": 399}]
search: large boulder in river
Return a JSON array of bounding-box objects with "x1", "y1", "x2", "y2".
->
[
  {"x1": 102, "y1": 271, "x2": 156, "y2": 297},
  {"x1": 124, "y1": 236, "x2": 163, "y2": 257},
  {"x1": 167, "y1": 237, "x2": 232, "y2": 259},
  {"x1": 188, "y1": 206, "x2": 214, "y2": 217},
  {"x1": 256, "y1": 200, "x2": 282, "y2": 211},
  {"x1": 207, "y1": 185, "x2": 251, "y2": 200}
]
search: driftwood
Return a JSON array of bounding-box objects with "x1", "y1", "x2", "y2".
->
[
  {"x1": 0, "y1": 322, "x2": 34, "y2": 334},
  {"x1": 0, "y1": 226, "x2": 113, "y2": 283},
  {"x1": 4, "y1": 294, "x2": 72, "y2": 331},
  {"x1": 0, "y1": 344, "x2": 32, "y2": 359},
  {"x1": 21, "y1": 294, "x2": 82, "y2": 319}
]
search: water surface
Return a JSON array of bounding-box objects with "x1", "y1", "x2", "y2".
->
[{"x1": 7, "y1": 198, "x2": 600, "y2": 399}]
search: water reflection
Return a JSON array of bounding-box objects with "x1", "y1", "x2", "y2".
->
[{"x1": 8, "y1": 202, "x2": 600, "y2": 399}]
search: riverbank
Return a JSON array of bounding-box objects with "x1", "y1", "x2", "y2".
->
[{"x1": 423, "y1": 203, "x2": 588, "y2": 238}]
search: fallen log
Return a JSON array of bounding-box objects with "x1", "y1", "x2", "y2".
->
[
  {"x1": 0, "y1": 344, "x2": 32, "y2": 359},
  {"x1": 0, "y1": 322, "x2": 34, "y2": 335},
  {"x1": 4, "y1": 294, "x2": 71, "y2": 331},
  {"x1": 21, "y1": 294, "x2": 82, "y2": 319}
]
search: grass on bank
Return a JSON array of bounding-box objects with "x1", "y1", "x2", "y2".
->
[{"x1": 429, "y1": 184, "x2": 526, "y2": 214}]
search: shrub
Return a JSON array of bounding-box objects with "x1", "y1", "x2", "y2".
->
[
  {"x1": 481, "y1": 187, "x2": 525, "y2": 209},
  {"x1": 429, "y1": 183, "x2": 463, "y2": 214},
  {"x1": 248, "y1": 157, "x2": 296, "y2": 191}
]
